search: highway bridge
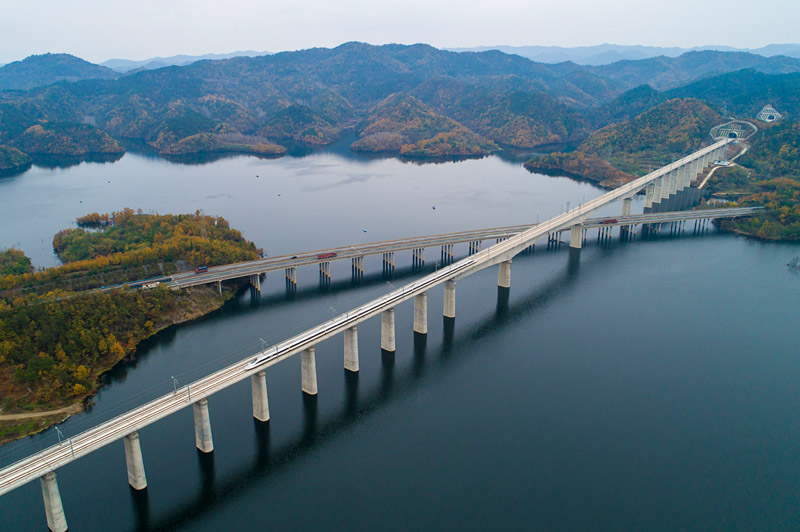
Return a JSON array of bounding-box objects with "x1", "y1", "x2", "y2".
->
[
  {"x1": 0, "y1": 138, "x2": 742, "y2": 532},
  {"x1": 167, "y1": 205, "x2": 759, "y2": 291}
]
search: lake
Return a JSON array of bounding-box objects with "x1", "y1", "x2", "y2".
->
[{"x1": 0, "y1": 146, "x2": 798, "y2": 531}]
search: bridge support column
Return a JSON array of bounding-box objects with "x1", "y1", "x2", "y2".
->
[
  {"x1": 193, "y1": 398, "x2": 214, "y2": 453},
  {"x1": 652, "y1": 177, "x2": 664, "y2": 205},
  {"x1": 644, "y1": 182, "x2": 655, "y2": 209},
  {"x1": 414, "y1": 292, "x2": 428, "y2": 334},
  {"x1": 667, "y1": 169, "x2": 679, "y2": 196},
  {"x1": 622, "y1": 197, "x2": 632, "y2": 217},
  {"x1": 498, "y1": 260, "x2": 511, "y2": 288},
  {"x1": 661, "y1": 171, "x2": 674, "y2": 199},
  {"x1": 679, "y1": 164, "x2": 691, "y2": 190},
  {"x1": 569, "y1": 224, "x2": 583, "y2": 249},
  {"x1": 381, "y1": 308, "x2": 396, "y2": 352},
  {"x1": 40, "y1": 471, "x2": 68, "y2": 532},
  {"x1": 691, "y1": 157, "x2": 702, "y2": 183},
  {"x1": 302, "y1": 347, "x2": 318, "y2": 395},
  {"x1": 124, "y1": 431, "x2": 147, "y2": 490},
  {"x1": 250, "y1": 274, "x2": 261, "y2": 292},
  {"x1": 443, "y1": 279, "x2": 456, "y2": 318},
  {"x1": 344, "y1": 326, "x2": 359, "y2": 372},
  {"x1": 251, "y1": 370, "x2": 270, "y2": 422}
]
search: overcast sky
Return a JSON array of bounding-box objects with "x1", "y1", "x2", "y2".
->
[{"x1": 1, "y1": 0, "x2": 797, "y2": 64}]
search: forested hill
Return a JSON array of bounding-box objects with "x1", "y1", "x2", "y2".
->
[
  {"x1": 0, "y1": 43, "x2": 619, "y2": 160},
  {"x1": 0, "y1": 53, "x2": 118, "y2": 91},
  {"x1": 1, "y1": 43, "x2": 800, "y2": 165},
  {"x1": 588, "y1": 50, "x2": 800, "y2": 91}
]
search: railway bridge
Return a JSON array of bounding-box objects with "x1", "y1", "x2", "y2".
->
[{"x1": 1, "y1": 138, "x2": 750, "y2": 532}]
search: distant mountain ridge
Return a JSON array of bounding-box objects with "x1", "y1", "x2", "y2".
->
[
  {"x1": 1, "y1": 42, "x2": 799, "y2": 168},
  {"x1": 587, "y1": 50, "x2": 800, "y2": 90},
  {"x1": 100, "y1": 51, "x2": 271, "y2": 72},
  {"x1": 449, "y1": 43, "x2": 800, "y2": 65},
  {"x1": 0, "y1": 53, "x2": 118, "y2": 91}
]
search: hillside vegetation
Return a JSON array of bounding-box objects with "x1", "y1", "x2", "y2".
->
[
  {"x1": 588, "y1": 50, "x2": 800, "y2": 91},
  {"x1": 0, "y1": 145, "x2": 32, "y2": 172},
  {"x1": 2, "y1": 209, "x2": 261, "y2": 295},
  {"x1": 525, "y1": 98, "x2": 721, "y2": 184},
  {"x1": 0, "y1": 249, "x2": 33, "y2": 276},
  {"x1": 1, "y1": 45, "x2": 800, "y2": 165},
  {"x1": 352, "y1": 93, "x2": 498, "y2": 156},
  {"x1": 0, "y1": 53, "x2": 118, "y2": 91},
  {"x1": 12, "y1": 121, "x2": 123, "y2": 156},
  {"x1": 0, "y1": 211, "x2": 260, "y2": 442},
  {"x1": 709, "y1": 121, "x2": 800, "y2": 240}
]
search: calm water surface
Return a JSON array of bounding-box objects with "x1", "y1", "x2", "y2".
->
[{"x1": 0, "y1": 148, "x2": 798, "y2": 531}]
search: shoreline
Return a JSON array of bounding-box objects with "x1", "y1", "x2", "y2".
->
[{"x1": 0, "y1": 284, "x2": 239, "y2": 445}]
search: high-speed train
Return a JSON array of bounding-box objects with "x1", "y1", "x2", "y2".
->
[{"x1": 244, "y1": 257, "x2": 477, "y2": 371}]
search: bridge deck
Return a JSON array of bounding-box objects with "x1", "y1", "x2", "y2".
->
[{"x1": 170, "y1": 206, "x2": 758, "y2": 289}]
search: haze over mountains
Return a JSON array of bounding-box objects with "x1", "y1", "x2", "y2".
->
[
  {"x1": 449, "y1": 43, "x2": 800, "y2": 65},
  {"x1": 100, "y1": 51, "x2": 271, "y2": 73}
]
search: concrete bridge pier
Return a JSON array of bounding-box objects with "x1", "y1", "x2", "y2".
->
[
  {"x1": 40, "y1": 471, "x2": 68, "y2": 532},
  {"x1": 344, "y1": 326, "x2": 359, "y2": 372},
  {"x1": 319, "y1": 262, "x2": 331, "y2": 283},
  {"x1": 498, "y1": 260, "x2": 512, "y2": 288},
  {"x1": 622, "y1": 197, "x2": 632, "y2": 216},
  {"x1": 443, "y1": 279, "x2": 456, "y2": 318},
  {"x1": 644, "y1": 182, "x2": 655, "y2": 210},
  {"x1": 351, "y1": 257, "x2": 365, "y2": 279},
  {"x1": 250, "y1": 274, "x2": 261, "y2": 292},
  {"x1": 251, "y1": 370, "x2": 270, "y2": 422},
  {"x1": 286, "y1": 267, "x2": 297, "y2": 287},
  {"x1": 569, "y1": 225, "x2": 583, "y2": 249},
  {"x1": 124, "y1": 431, "x2": 147, "y2": 490},
  {"x1": 193, "y1": 398, "x2": 214, "y2": 453},
  {"x1": 302, "y1": 347, "x2": 318, "y2": 395},
  {"x1": 679, "y1": 164, "x2": 691, "y2": 190},
  {"x1": 381, "y1": 308, "x2": 396, "y2": 352},
  {"x1": 413, "y1": 248, "x2": 425, "y2": 268},
  {"x1": 652, "y1": 176, "x2": 664, "y2": 205},
  {"x1": 699, "y1": 153, "x2": 708, "y2": 173},
  {"x1": 383, "y1": 252, "x2": 396, "y2": 273},
  {"x1": 690, "y1": 158, "x2": 702, "y2": 184},
  {"x1": 414, "y1": 292, "x2": 428, "y2": 334},
  {"x1": 441, "y1": 244, "x2": 454, "y2": 264},
  {"x1": 667, "y1": 169, "x2": 678, "y2": 196},
  {"x1": 660, "y1": 172, "x2": 674, "y2": 201},
  {"x1": 350, "y1": 257, "x2": 363, "y2": 279}
]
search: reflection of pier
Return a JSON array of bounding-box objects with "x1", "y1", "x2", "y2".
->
[{"x1": 1, "y1": 138, "x2": 752, "y2": 532}]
